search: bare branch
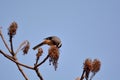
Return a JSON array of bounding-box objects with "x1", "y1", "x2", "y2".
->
[
  {"x1": 9, "y1": 35, "x2": 15, "y2": 56},
  {"x1": 0, "y1": 29, "x2": 11, "y2": 53},
  {"x1": 80, "y1": 70, "x2": 85, "y2": 80},
  {"x1": 34, "y1": 67, "x2": 43, "y2": 80},
  {"x1": 0, "y1": 50, "x2": 13, "y2": 60},
  {"x1": 35, "y1": 54, "x2": 49, "y2": 68},
  {"x1": 16, "y1": 63, "x2": 29, "y2": 80},
  {"x1": 0, "y1": 50, "x2": 34, "y2": 70},
  {"x1": 35, "y1": 48, "x2": 43, "y2": 65},
  {"x1": 0, "y1": 50, "x2": 29, "y2": 80}
]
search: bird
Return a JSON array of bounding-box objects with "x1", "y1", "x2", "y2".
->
[{"x1": 33, "y1": 36, "x2": 62, "y2": 50}]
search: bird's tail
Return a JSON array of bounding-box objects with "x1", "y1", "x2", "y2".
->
[{"x1": 33, "y1": 42, "x2": 44, "y2": 50}]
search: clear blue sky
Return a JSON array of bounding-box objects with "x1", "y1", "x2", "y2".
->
[{"x1": 0, "y1": 0, "x2": 120, "y2": 80}]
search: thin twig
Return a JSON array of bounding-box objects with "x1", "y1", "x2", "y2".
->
[
  {"x1": 9, "y1": 35, "x2": 30, "y2": 80},
  {"x1": 35, "y1": 57, "x2": 40, "y2": 65},
  {"x1": 34, "y1": 51, "x2": 44, "y2": 80},
  {"x1": 80, "y1": 70, "x2": 85, "y2": 80},
  {"x1": 34, "y1": 67, "x2": 43, "y2": 80},
  {"x1": 16, "y1": 60, "x2": 29, "y2": 80},
  {"x1": 9, "y1": 35, "x2": 15, "y2": 56},
  {"x1": 0, "y1": 50, "x2": 13, "y2": 59},
  {"x1": 0, "y1": 31, "x2": 11, "y2": 53},
  {"x1": 35, "y1": 55, "x2": 49, "y2": 68},
  {"x1": 0, "y1": 50, "x2": 34, "y2": 70},
  {"x1": 0, "y1": 49, "x2": 29, "y2": 80}
]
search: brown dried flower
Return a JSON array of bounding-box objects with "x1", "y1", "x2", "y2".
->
[
  {"x1": 35, "y1": 48, "x2": 43, "y2": 65},
  {"x1": 84, "y1": 58, "x2": 92, "y2": 80},
  {"x1": 84, "y1": 58, "x2": 92, "y2": 71},
  {"x1": 91, "y1": 59, "x2": 101, "y2": 73},
  {"x1": 8, "y1": 22, "x2": 18, "y2": 36},
  {"x1": 48, "y1": 45, "x2": 59, "y2": 71},
  {"x1": 90, "y1": 59, "x2": 101, "y2": 80},
  {"x1": 36, "y1": 48, "x2": 43, "y2": 58},
  {"x1": 22, "y1": 41, "x2": 30, "y2": 55}
]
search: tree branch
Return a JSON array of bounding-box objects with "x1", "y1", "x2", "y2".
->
[
  {"x1": 35, "y1": 55, "x2": 49, "y2": 68},
  {"x1": 34, "y1": 67, "x2": 43, "y2": 80},
  {"x1": 80, "y1": 70, "x2": 85, "y2": 80},
  {"x1": 0, "y1": 31, "x2": 11, "y2": 53},
  {"x1": 0, "y1": 50, "x2": 34, "y2": 70},
  {"x1": 9, "y1": 35, "x2": 15, "y2": 56},
  {"x1": 15, "y1": 60, "x2": 29, "y2": 80}
]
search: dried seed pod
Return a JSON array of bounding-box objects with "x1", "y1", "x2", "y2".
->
[
  {"x1": 22, "y1": 41, "x2": 30, "y2": 55},
  {"x1": 8, "y1": 22, "x2": 18, "y2": 36},
  {"x1": 91, "y1": 59, "x2": 101, "y2": 73},
  {"x1": 36, "y1": 48, "x2": 43, "y2": 58},
  {"x1": 84, "y1": 58, "x2": 92, "y2": 71},
  {"x1": 90, "y1": 59, "x2": 101, "y2": 80},
  {"x1": 35, "y1": 48, "x2": 43, "y2": 65},
  {"x1": 48, "y1": 45, "x2": 59, "y2": 70}
]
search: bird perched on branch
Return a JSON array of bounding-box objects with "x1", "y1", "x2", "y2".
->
[{"x1": 33, "y1": 36, "x2": 62, "y2": 50}]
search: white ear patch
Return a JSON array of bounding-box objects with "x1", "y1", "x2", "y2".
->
[{"x1": 58, "y1": 43, "x2": 62, "y2": 48}]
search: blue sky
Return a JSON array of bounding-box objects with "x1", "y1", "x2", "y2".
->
[{"x1": 0, "y1": 0, "x2": 120, "y2": 80}]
